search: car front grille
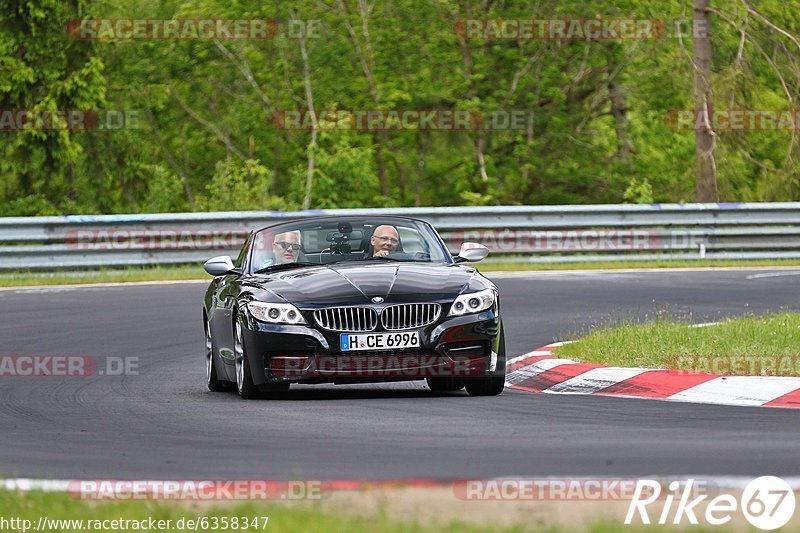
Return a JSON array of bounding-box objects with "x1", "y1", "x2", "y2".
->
[
  {"x1": 313, "y1": 307, "x2": 378, "y2": 332},
  {"x1": 380, "y1": 303, "x2": 441, "y2": 331}
]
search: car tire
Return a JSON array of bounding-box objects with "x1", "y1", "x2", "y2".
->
[
  {"x1": 206, "y1": 319, "x2": 226, "y2": 392},
  {"x1": 426, "y1": 377, "x2": 464, "y2": 391},
  {"x1": 464, "y1": 328, "x2": 506, "y2": 397},
  {"x1": 234, "y1": 318, "x2": 263, "y2": 400}
]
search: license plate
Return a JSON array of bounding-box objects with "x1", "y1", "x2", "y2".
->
[{"x1": 340, "y1": 331, "x2": 420, "y2": 351}]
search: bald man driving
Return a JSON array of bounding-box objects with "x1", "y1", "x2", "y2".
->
[{"x1": 370, "y1": 225, "x2": 399, "y2": 257}]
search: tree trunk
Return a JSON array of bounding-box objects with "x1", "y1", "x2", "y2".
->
[
  {"x1": 608, "y1": 76, "x2": 634, "y2": 160},
  {"x1": 340, "y1": 0, "x2": 390, "y2": 196},
  {"x1": 474, "y1": 131, "x2": 489, "y2": 183},
  {"x1": 298, "y1": 30, "x2": 316, "y2": 210},
  {"x1": 693, "y1": 0, "x2": 718, "y2": 202},
  {"x1": 521, "y1": 107, "x2": 536, "y2": 199}
]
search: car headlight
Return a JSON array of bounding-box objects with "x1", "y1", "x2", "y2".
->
[
  {"x1": 247, "y1": 301, "x2": 307, "y2": 325},
  {"x1": 448, "y1": 288, "x2": 495, "y2": 317}
]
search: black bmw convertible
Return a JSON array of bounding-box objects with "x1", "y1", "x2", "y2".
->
[{"x1": 202, "y1": 216, "x2": 504, "y2": 399}]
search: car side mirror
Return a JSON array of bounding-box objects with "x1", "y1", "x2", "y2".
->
[
  {"x1": 454, "y1": 242, "x2": 489, "y2": 263},
  {"x1": 204, "y1": 255, "x2": 237, "y2": 276}
]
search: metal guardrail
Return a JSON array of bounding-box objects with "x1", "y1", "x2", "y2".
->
[{"x1": 2, "y1": 203, "x2": 800, "y2": 269}]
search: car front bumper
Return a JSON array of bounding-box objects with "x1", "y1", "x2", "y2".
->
[{"x1": 239, "y1": 310, "x2": 502, "y2": 385}]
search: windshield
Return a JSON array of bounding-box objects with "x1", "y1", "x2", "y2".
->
[{"x1": 248, "y1": 218, "x2": 452, "y2": 273}]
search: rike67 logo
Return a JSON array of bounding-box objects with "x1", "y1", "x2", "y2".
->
[{"x1": 625, "y1": 477, "x2": 796, "y2": 530}]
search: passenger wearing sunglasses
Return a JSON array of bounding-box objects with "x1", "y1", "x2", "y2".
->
[
  {"x1": 371, "y1": 225, "x2": 399, "y2": 257},
  {"x1": 273, "y1": 231, "x2": 302, "y2": 264}
]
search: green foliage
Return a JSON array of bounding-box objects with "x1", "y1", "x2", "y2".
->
[
  {"x1": 141, "y1": 166, "x2": 189, "y2": 213},
  {"x1": 196, "y1": 159, "x2": 289, "y2": 211},
  {"x1": 1, "y1": 0, "x2": 799, "y2": 215},
  {"x1": 623, "y1": 178, "x2": 654, "y2": 204},
  {"x1": 301, "y1": 133, "x2": 382, "y2": 208},
  {"x1": 459, "y1": 191, "x2": 494, "y2": 206},
  {"x1": 0, "y1": 0, "x2": 107, "y2": 215}
]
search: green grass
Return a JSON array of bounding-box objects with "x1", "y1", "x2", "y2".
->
[
  {"x1": 0, "y1": 490, "x2": 472, "y2": 533},
  {"x1": 0, "y1": 489, "x2": 752, "y2": 532},
  {"x1": 0, "y1": 265, "x2": 207, "y2": 287},
  {"x1": 554, "y1": 312, "x2": 800, "y2": 376},
  {"x1": 0, "y1": 490, "x2": 499, "y2": 533},
  {"x1": 2, "y1": 258, "x2": 800, "y2": 287}
]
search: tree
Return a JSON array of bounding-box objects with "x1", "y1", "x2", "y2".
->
[
  {"x1": 0, "y1": 0, "x2": 107, "y2": 215},
  {"x1": 693, "y1": 0, "x2": 718, "y2": 202}
]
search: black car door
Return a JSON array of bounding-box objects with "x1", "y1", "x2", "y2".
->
[{"x1": 209, "y1": 232, "x2": 253, "y2": 371}]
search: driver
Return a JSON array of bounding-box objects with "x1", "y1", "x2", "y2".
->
[
  {"x1": 273, "y1": 230, "x2": 301, "y2": 264},
  {"x1": 371, "y1": 225, "x2": 399, "y2": 257}
]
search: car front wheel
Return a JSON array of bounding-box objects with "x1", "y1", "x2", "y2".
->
[
  {"x1": 234, "y1": 319, "x2": 262, "y2": 399},
  {"x1": 206, "y1": 319, "x2": 226, "y2": 392},
  {"x1": 234, "y1": 318, "x2": 290, "y2": 399}
]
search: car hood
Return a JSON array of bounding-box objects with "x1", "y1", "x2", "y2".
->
[{"x1": 243, "y1": 262, "x2": 476, "y2": 306}]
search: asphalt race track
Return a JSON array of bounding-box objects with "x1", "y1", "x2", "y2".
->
[{"x1": 1, "y1": 268, "x2": 799, "y2": 481}]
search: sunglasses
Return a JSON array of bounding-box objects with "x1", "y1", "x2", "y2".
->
[{"x1": 275, "y1": 241, "x2": 301, "y2": 251}]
